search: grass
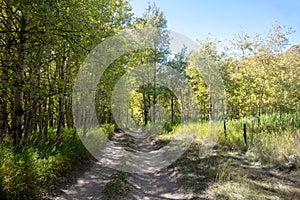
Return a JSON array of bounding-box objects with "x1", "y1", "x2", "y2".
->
[
  {"x1": 104, "y1": 171, "x2": 131, "y2": 200},
  {"x1": 163, "y1": 111, "x2": 300, "y2": 199},
  {"x1": 156, "y1": 111, "x2": 299, "y2": 168},
  {"x1": 1, "y1": 112, "x2": 298, "y2": 199},
  {"x1": 172, "y1": 144, "x2": 300, "y2": 199},
  {"x1": 218, "y1": 112, "x2": 300, "y2": 166},
  {"x1": 0, "y1": 127, "x2": 92, "y2": 199},
  {"x1": 206, "y1": 152, "x2": 300, "y2": 200},
  {"x1": 76, "y1": 124, "x2": 115, "y2": 154}
]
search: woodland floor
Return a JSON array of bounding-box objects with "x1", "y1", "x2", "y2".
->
[{"x1": 46, "y1": 130, "x2": 300, "y2": 200}]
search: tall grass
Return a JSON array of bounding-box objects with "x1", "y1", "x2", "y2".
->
[
  {"x1": 0, "y1": 127, "x2": 91, "y2": 199},
  {"x1": 218, "y1": 112, "x2": 300, "y2": 165},
  {"x1": 159, "y1": 112, "x2": 299, "y2": 166},
  {"x1": 155, "y1": 112, "x2": 299, "y2": 199}
]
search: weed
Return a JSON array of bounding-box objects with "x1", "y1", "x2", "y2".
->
[
  {"x1": 104, "y1": 171, "x2": 131, "y2": 200},
  {"x1": 0, "y1": 128, "x2": 91, "y2": 199}
]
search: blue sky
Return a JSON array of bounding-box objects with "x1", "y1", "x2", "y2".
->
[{"x1": 130, "y1": 0, "x2": 300, "y2": 47}]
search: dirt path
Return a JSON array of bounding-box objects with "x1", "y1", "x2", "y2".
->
[
  {"x1": 51, "y1": 129, "x2": 198, "y2": 200},
  {"x1": 128, "y1": 167, "x2": 196, "y2": 200},
  {"x1": 52, "y1": 162, "x2": 114, "y2": 200},
  {"x1": 49, "y1": 129, "x2": 300, "y2": 200}
]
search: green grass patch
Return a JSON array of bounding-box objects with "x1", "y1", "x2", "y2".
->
[
  {"x1": 218, "y1": 112, "x2": 300, "y2": 165},
  {"x1": 104, "y1": 171, "x2": 131, "y2": 200},
  {"x1": 165, "y1": 112, "x2": 300, "y2": 199},
  {"x1": 0, "y1": 127, "x2": 91, "y2": 199}
]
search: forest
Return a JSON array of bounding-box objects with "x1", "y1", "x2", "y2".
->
[{"x1": 0, "y1": 0, "x2": 299, "y2": 199}]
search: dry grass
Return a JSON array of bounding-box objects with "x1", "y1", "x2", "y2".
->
[{"x1": 172, "y1": 143, "x2": 300, "y2": 200}]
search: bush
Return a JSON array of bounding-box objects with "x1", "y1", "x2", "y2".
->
[
  {"x1": 0, "y1": 128, "x2": 91, "y2": 199},
  {"x1": 101, "y1": 124, "x2": 116, "y2": 139},
  {"x1": 162, "y1": 118, "x2": 181, "y2": 133}
]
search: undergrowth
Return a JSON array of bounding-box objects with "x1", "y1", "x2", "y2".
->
[
  {"x1": 218, "y1": 112, "x2": 300, "y2": 166},
  {"x1": 0, "y1": 127, "x2": 91, "y2": 199},
  {"x1": 104, "y1": 171, "x2": 131, "y2": 200},
  {"x1": 169, "y1": 112, "x2": 300, "y2": 199}
]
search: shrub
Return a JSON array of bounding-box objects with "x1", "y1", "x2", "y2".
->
[
  {"x1": 0, "y1": 128, "x2": 91, "y2": 199},
  {"x1": 101, "y1": 124, "x2": 116, "y2": 139}
]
